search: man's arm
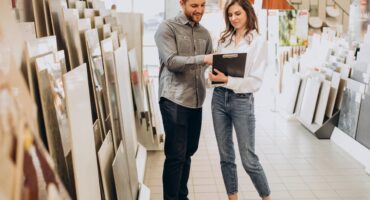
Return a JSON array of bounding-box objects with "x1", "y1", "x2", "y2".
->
[{"x1": 154, "y1": 22, "x2": 205, "y2": 73}]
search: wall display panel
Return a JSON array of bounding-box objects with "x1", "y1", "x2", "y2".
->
[
  {"x1": 299, "y1": 78, "x2": 321, "y2": 124},
  {"x1": 113, "y1": 39, "x2": 139, "y2": 200},
  {"x1": 314, "y1": 80, "x2": 331, "y2": 125},
  {"x1": 98, "y1": 131, "x2": 117, "y2": 200},
  {"x1": 279, "y1": 10, "x2": 308, "y2": 46},
  {"x1": 101, "y1": 38, "x2": 122, "y2": 151},
  {"x1": 112, "y1": 142, "x2": 133, "y2": 200},
  {"x1": 63, "y1": 64, "x2": 101, "y2": 200}
]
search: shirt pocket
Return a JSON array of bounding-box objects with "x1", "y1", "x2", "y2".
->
[
  {"x1": 177, "y1": 35, "x2": 192, "y2": 55},
  {"x1": 197, "y1": 39, "x2": 207, "y2": 54}
]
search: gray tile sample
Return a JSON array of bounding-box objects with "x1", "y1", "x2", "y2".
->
[
  {"x1": 338, "y1": 79, "x2": 365, "y2": 138},
  {"x1": 98, "y1": 131, "x2": 117, "y2": 200},
  {"x1": 356, "y1": 93, "x2": 370, "y2": 150},
  {"x1": 63, "y1": 64, "x2": 101, "y2": 200},
  {"x1": 112, "y1": 142, "x2": 132, "y2": 200}
]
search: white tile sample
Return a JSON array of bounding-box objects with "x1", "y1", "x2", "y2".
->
[{"x1": 299, "y1": 78, "x2": 321, "y2": 124}]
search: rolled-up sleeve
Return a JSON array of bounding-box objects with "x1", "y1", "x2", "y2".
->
[
  {"x1": 225, "y1": 38, "x2": 267, "y2": 92},
  {"x1": 154, "y1": 22, "x2": 205, "y2": 73}
]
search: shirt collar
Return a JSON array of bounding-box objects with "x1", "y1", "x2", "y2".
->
[{"x1": 177, "y1": 12, "x2": 197, "y2": 27}]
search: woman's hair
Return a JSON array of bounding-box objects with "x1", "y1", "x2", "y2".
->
[{"x1": 219, "y1": 0, "x2": 259, "y2": 46}]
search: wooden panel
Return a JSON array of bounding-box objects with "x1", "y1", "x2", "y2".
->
[
  {"x1": 314, "y1": 80, "x2": 331, "y2": 125},
  {"x1": 98, "y1": 131, "x2": 117, "y2": 200},
  {"x1": 112, "y1": 142, "x2": 133, "y2": 200},
  {"x1": 63, "y1": 64, "x2": 101, "y2": 200}
]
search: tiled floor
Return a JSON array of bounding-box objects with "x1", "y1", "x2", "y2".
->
[{"x1": 144, "y1": 75, "x2": 370, "y2": 199}]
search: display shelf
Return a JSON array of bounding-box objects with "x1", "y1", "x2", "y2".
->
[{"x1": 298, "y1": 110, "x2": 340, "y2": 139}]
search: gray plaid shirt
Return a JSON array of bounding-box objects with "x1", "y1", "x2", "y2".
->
[{"x1": 154, "y1": 13, "x2": 213, "y2": 108}]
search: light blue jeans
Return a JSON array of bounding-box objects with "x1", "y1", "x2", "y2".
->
[{"x1": 211, "y1": 87, "x2": 270, "y2": 197}]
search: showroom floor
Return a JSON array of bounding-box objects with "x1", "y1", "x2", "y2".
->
[{"x1": 144, "y1": 78, "x2": 370, "y2": 199}]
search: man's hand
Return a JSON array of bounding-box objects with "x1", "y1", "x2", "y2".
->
[
  {"x1": 204, "y1": 54, "x2": 213, "y2": 65},
  {"x1": 209, "y1": 69, "x2": 228, "y2": 83}
]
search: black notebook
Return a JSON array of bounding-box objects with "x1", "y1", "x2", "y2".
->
[{"x1": 212, "y1": 53, "x2": 247, "y2": 84}]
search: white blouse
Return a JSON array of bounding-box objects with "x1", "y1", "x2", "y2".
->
[{"x1": 213, "y1": 30, "x2": 267, "y2": 94}]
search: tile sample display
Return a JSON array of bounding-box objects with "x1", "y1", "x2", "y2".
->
[
  {"x1": 299, "y1": 78, "x2": 321, "y2": 125},
  {"x1": 112, "y1": 142, "x2": 132, "y2": 200},
  {"x1": 98, "y1": 131, "x2": 117, "y2": 200},
  {"x1": 63, "y1": 64, "x2": 101, "y2": 200},
  {"x1": 314, "y1": 80, "x2": 331, "y2": 125}
]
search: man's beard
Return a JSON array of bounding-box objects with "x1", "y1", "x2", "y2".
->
[{"x1": 185, "y1": 12, "x2": 203, "y2": 23}]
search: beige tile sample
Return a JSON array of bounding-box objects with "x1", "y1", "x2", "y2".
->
[
  {"x1": 112, "y1": 142, "x2": 133, "y2": 200},
  {"x1": 98, "y1": 131, "x2": 117, "y2": 200},
  {"x1": 63, "y1": 64, "x2": 101, "y2": 200},
  {"x1": 325, "y1": 72, "x2": 341, "y2": 117},
  {"x1": 314, "y1": 80, "x2": 331, "y2": 125}
]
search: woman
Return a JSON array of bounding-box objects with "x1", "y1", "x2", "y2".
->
[{"x1": 208, "y1": 0, "x2": 271, "y2": 199}]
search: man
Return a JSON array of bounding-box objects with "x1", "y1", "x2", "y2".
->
[{"x1": 154, "y1": 0, "x2": 213, "y2": 199}]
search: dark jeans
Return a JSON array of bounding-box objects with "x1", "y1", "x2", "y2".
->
[{"x1": 159, "y1": 97, "x2": 202, "y2": 200}]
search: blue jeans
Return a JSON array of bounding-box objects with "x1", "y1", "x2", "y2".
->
[{"x1": 211, "y1": 87, "x2": 270, "y2": 197}]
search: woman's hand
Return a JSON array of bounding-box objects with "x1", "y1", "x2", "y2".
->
[
  {"x1": 209, "y1": 69, "x2": 228, "y2": 83},
  {"x1": 204, "y1": 54, "x2": 213, "y2": 65}
]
